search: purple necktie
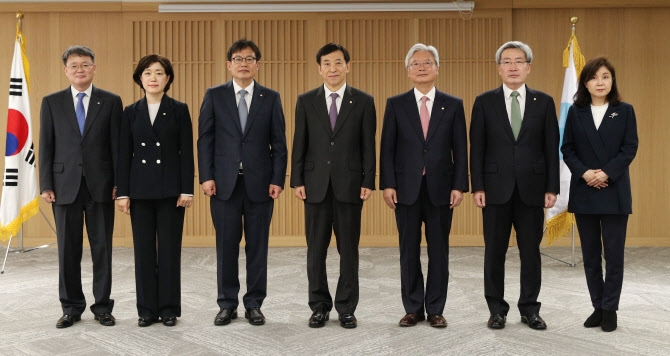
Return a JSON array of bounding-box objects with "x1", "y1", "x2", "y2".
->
[{"x1": 329, "y1": 92, "x2": 339, "y2": 130}]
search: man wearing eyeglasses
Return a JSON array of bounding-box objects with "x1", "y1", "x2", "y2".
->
[
  {"x1": 39, "y1": 45, "x2": 122, "y2": 329},
  {"x1": 470, "y1": 41, "x2": 559, "y2": 330},
  {"x1": 380, "y1": 43, "x2": 468, "y2": 328},
  {"x1": 198, "y1": 39, "x2": 287, "y2": 326},
  {"x1": 291, "y1": 43, "x2": 376, "y2": 329}
]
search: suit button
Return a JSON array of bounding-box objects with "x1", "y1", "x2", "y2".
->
[
  {"x1": 157, "y1": 160, "x2": 161, "y2": 164},
  {"x1": 331, "y1": 142, "x2": 334, "y2": 146},
  {"x1": 141, "y1": 159, "x2": 146, "y2": 164},
  {"x1": 327, "y1": 161, "x2": 331, "y2": 165},
  {"x1": 156, "y1": 142, "x2": 160, "y2": 146},
  {"x1": 141, "y1": 142, "x2": 146, "y2": 146}
]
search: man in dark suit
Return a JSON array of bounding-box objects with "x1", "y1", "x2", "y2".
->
[
  {"x1": 380, "y1": 43, "x2": 468, "y2": 328},
  {"x1": 198, "y1": 39, "x2": 287, "y2": 326},
  {"x1": 39, "y1": 45, "x2": 122, "y2": 328},
  {"x1": 291, "y1": 43, "x2": 376, "y2": 329},
  {"x1": 470, "y1": 41, "x2": 559, "y2": 330}
]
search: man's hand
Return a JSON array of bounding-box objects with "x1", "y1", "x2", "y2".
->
[
  {"x1": 269, "y1": 184, "x2": 283, "y2": 199},
  {"x1": 544, "y1": 193, "x2": 557, "y2": 209},
  {"x1": 449, "y1": 190, "x2": 464, "y2": 209},
  {"x1": 41, "y1": 190, "x2": 56, "y2": 204},
  {"x1": 177, "y1": 195, "x2": 193, "y2": 208},
  {"x1": 360, "y1": 187, "x2": 372, "y2": 201},
  {"x1": 473, "y1": 190, "x2": 486, "y2": 208},
  {"x1": 202, "y1": 180, "x2": 216, "y2": 197},
  {"x1": 383, "y1": 188, "x2": 397, "y2": 209},
  {"x1": 117, "y1": 198, "x2": 130, "y2": 215},
  {"x1": 294, "y1": 186, "x2": 306, "y2": 200}
]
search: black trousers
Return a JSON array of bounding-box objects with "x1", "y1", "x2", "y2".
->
[
  {"x1": 575, "y1": 213, "x2": 628, "y2": 311},
  {"x1": 130, "y1": 198, "x2": 185, "y2": 318},
  {"x1": 482, "y1": 186, "x2": 544, "y2": 316},
  {"x1": 395, "y1": 177, "x2": 453, "y2": 315},
  {"x1": 211, "y1": 175, "x2": 273, "y2": 309},
  {"x1": 53, "y1": 177, "x2": 114, "y2": 316},
  {"x1": 305, "y1": 183, "x2": 362, "y2": 314}
]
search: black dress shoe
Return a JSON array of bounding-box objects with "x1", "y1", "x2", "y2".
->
[
  {"x1": 56, "y1": 314, "x2": 81, "y2": 329},
  {"x1": 214, "y1": 308, "x2": 237, "y2": 326},
  {"x1": 487, "y1": 313, "x2": 506, "y2": 329},
  {"x1": 521, "y1": 314, "x2": 547, "y2": 330},
  {"x1": 339, "y1": 313, "x2": 357, "y2": 329},
  {"x1": 162, "y1": 316, "x2": 177, "y2": 327},
  {"x1": 427, "y1": 314, "x2": 447, "y2": 328},
  {"x1": 308, "y1": 307, "x2": 329, "y2": 328},
  {"x1": 245, "y1": 308, "x2": 265, "y2": 325},
  {"x1": 399, "y1": 313, "x2": 425, "y2": 327},
  {"x1": 601, "y1": 309, "x2": 617, "y2": 332},
  {"x1": 584, "y1": 308, "x2": 602, "y2": 328},
  {"x1": 138, "y1": 316, "x2": 158, "y2": 327},
  {"x1": 94, "y1": 313, "x2": 116, "y2": 326}
]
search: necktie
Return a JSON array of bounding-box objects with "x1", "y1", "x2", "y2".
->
[
  {"x1": 420, "y1": 96, "x2": 430, "y2": 139},
  {"x1": 76, "y1": 92, "x2": 86, "y2": 135},
  {"x1": 238, "y1": 89, "x2": 248, "y2": 131},
  {"x1": 511, "y1": 91, "x2": 522, "y2": 140},
  {"x1": 329, "y1": 92, "x2": 339, "y2": 131}
]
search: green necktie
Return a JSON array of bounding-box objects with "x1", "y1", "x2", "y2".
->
[{"x1": 511, "y1": 91, "x2": 521, "y2": 140}]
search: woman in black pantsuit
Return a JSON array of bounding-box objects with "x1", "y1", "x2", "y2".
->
[
  {"x1": 561, "y1": 57, "x2": 638, "y2": 332},
  {"x1": 116, "y1": 55, "x2": 194, "y2": 327}
]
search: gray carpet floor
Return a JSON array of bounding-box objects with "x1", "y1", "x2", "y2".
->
[{"x1": 1, "y1": 245, "x2": 669, "y2": 355}]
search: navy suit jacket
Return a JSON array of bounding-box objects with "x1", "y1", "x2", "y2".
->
[
  {"x1": 290, "y1": 84, "x2": 377, "y2": 204},
  {"x1": 39, "y1": 86, "x2": 122, "y2": 204},
  {"x1": 561, "y1": 102, "x2": 638, "y2": 214},
  {"x1": 197, "y1": 80, "x2": 287, "y2": 203},
  {"x1": 470, "y1": 85, "x2": 560, "y2": 206},
  {"x1": 117, "y1": 95, "x2": 194, "y2": 199},
  {"x1": 379, "y1": 89, "x2": 469, "y2": 206}
]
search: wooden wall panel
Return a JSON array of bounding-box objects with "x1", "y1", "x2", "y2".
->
[{"x1": 1, "y1": 4, "x2": 669, "y2": 248}]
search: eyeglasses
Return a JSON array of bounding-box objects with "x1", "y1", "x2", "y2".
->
[
  {"x1": 66, "y1": 63, "x2": 94, "y2": 71},
  {"x1": 499, "y1": 60, "x2": 528, "y2": 67},
  {"x1": 408, "y1": 61, "x2": 435, "y2": 69},
  {"x1": 231, "y1": 56, "x2": 257, "y2": 64}
]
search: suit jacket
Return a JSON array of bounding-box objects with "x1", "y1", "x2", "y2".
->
[
  {"x1": 380, "y1": 89, "x2": 469, "y2": 206},
  {"x1": 197, "y1": 80, "x2": 287, "y2": 203},
  {"x1": 470, "y1": 85, "x2": 560, "y2": 206},
  {"x1": 117, "y1": 95, "x2": 194, "y2": 199},
  {"x1": 290, "y1": 84, "x2": 376, "y2": 204},
  {"x1": 561, "y1": 102, "x2": 638, "y2": 214},
  {"x1": 39, "y1": 86, "x2": 122, "y2": 205}
]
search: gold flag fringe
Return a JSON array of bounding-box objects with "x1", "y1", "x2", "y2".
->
[
  {"x1": 562, "y1": 33, "x2": 585, "y2": 79},
  {"x1": 545, "y1": 210, "x2": 574, "y2": 246},
  {"x1": 0, "y1": 197, "x2": 39, "y2": 241}
]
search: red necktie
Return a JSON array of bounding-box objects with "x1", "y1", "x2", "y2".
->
[{"x1": 420, "y1": 96, "x2": 429, "y2": 139}]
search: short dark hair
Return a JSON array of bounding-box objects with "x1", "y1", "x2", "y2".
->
[
  {"x1": 316, "y1": 43, "x2": 350, "y2": 64},
  {"x1": 574, "y1": 57, "x2": 621, "y2": 107},
  {"x1": 132, "y1": 54, "x2": 175, "y2": 93},
  {"x1": 62, "y1": 45, "x2": 95, "y2": 65},
  {"x1": 226, "y1": 39, "x2": 261, "y2": 62}
]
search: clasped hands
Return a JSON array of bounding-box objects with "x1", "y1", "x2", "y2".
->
[{"x1": 582, "y1": 169, "x2": 609, "y2": 189}]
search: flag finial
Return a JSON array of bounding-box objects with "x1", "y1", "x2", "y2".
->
[{"x1": 571, "y1": 16, "x2": 578, "y2": 34}]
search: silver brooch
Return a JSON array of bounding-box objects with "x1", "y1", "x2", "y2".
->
[{"x1": 609, "y1": 112, "x2": 618, "y2": 118}]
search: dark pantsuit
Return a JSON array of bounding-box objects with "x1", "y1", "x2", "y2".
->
[
  {"x1": 305, "y1": 183, "x2": 362, "y2": 314},
  {"x1": 53, "y1": 177, "x2": 114, "y2": 316},
  {"x1": 130, "y1": 198, "x2": 185, "y2": 318},
  {"x1": 395, "y1": 177, "x2": 452, "y2": 315},
  {"x1": 575, "y1": 214, "x2": 628, "y2": 311},
  {"x1": 211, "y1": 176, "x2": 273, "y2": 310},
  {"x1": 483, "y1": 186, "x2": 543, "y2": 316}
]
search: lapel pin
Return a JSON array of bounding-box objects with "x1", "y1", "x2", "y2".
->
[
  {"x1": 533, "y1": 98, "x2": 536, "y2": 101},
  {"x1": 609, "y1": 112, "x2": 618, "y2": 118},
  {"x1": 163, "y1": 112, "x2": 166, "y2": 115},
  {"x1": 441, "y1": 107, "x2": 445, "y2": 110},
  {"x1": 260, "y1": 94, "x2": 263, "y2": 97},
  {"x1": 349, "y1": 100, "x2": 353, "y2": 104},
  {"x1": 97, "y1": 102, "x2": 101, "y2": 104}
]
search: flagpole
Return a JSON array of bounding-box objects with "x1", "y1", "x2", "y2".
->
[{"x1": 570, "y1": 16, "x2": 578, "y2": 268}]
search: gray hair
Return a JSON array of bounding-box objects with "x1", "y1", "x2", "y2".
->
[
  {"x1": 404, "y1": 43, "x2": 440, "y2": 68},
  {"x1": 495, "y1": 41, "x2": 533, "y2": 64},
  {"x1": 62, "y1": 45, "x2": 95, "y2": 65}
]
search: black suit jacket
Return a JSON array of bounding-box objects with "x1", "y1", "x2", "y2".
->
[
  {"x1": 290, "y1": 84, "x2": 376, "y2": 204},
  {"x1": 117, "y1": 95, "x2": 194, "y2": 199},
  {"x1": 561, "y1": 102, "x2": 638, "y2": 214},
  {"x1": 197, "y1": 80, "x2": 287, "y2": 203},
  {"x1": 39, "y1": 86, "x2": 122, "y2": 204},
  {"x1": 380, "y1": 89, "x2": 469, "y2": 206},
  {"x1": 470, "y1": 85, "x2": 560, "y2": 206}
]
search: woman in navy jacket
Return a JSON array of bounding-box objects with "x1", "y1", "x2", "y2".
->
[
  {"x1": 116, "y1": 55, "x2": 194, "y2": 327},
  {"x1": 561, "y1": 57, "x2": 638, "y2": 332}
]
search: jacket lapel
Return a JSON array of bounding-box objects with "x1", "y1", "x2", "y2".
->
[
  {"x1": 399, "y1": 90, "x2": 425, "y2": 142},
  {"x1": 151, "y1": 95, "x2": 172, "y2": 137},
  {"x1": 426, "y1": 91, "x2": 448, "y2": 142},
  {"x1": 244, "y1": 80, "x2": 265, "y2": 136},
  {"x1": 332, "y1": 85, "x2": 355, "y2": 136},
  {"x1": 222, "y1": 81, "x2": 243, "y2": 135},
  {"x1": 82, "y1": 86, "x2": 103, "y2": 140},
  {"x1": 61, "y1": 88, "x2": 81, "y2": 136},
  {"x1": 579, "y1": 105, "x2": 609, "y2": 166},
  {"x1": 309, "y1": 85, "x2": 332, "y2": 135}
]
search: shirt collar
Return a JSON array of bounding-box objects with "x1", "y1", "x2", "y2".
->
[
  {"x1": 70, "y1": 85, "x2": 92, "y2": 99},
  {"x1": 502, "y1": 83, "x2": 526, "y2": 99},
  {"x1": 413, "y1": 87, "x2": 436, "y2": 103},
  {"x1": 324, "y1": 83, "x2": 347, "y2": 99},
  {"x1": 233, "y1": 80, "x2": 254, "y2": 95}
]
